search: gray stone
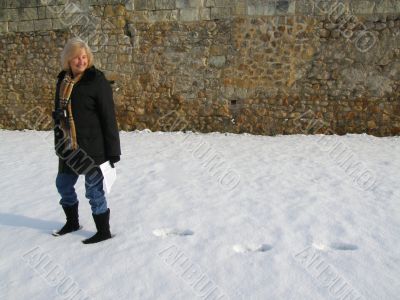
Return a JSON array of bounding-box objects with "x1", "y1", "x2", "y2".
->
[
  {"x1": 319, "y1": 28, "x2": 330, "y2": 38},
  {"x1": 331, "y1": 28, "x2": 341, "y2": 38},
  {"x1": 248, "y1": 0, "x2": 278, "y2": 16},
  {"x1": 0, "y1": 9, "x2": 6, "y2": 22},
  {"x1": 148, "y1": 10, "x2": 178, "y2": 22},
  {"x1": 248, "y1": 4, "x2": 264, "y2": 16},
  {"x1": 314, "y1": 0, "x2": 350, "y2": 16},
  {"x1": 8, "y1": 21, "x2": 18, "y2": 31},
  {"x1": 19, "y1": 7, "x2": 38, "y2": 20},
  {"x1": 24, "y1": 0, "x2": 40, "y2": 7},
  {"x1": 211, "y1": 7, "x2": 231, "y2": 19},
  {"x1": 324, "y1": 22, "x2": 338, "y2": 30},
  {"x1": 276, "y1": 0, "x2": 289, "y2": 15},
  {"x1": 46, "y1": 6, "x2": 66, "y2": 19},
  {"x1": 205, "y1": 0, "x2": 215, "y2": 8},
  {"x1": 374, "y1": 22, "x2": 386, "y2": 30},
  {"x1": 264, "y1": 2, "x2": 277, "y2": 15},
  {"x1": 37, "y1": 6, "x2": 46, "y2": 19},
  {"x1": 351, "y1": 0, "x2": 375, "y2": 15},
  {"x1": 18, "y1": 20, "x2": 35, "y2": 32},
  {"x1": 155, "y1": 0, "x2": 175, "y2": 10},
  {"x1": 134, "y1": 0, "x2": 156, "y2": 11},
  {"x1": 374, "y1": 0, "x2": 396, "y2": 14},
  {"x1": 214, "y1": 0, "x2": 232, "y2": 7},
  {"x1": 396, "y1": 1, "x2": 400, "y2": 13},
  {"x1": 209, "y1": 55, "x2": 226, "y2": 67},
  {"x1": 0, "y1": 21, "x2": 7, "y2": 33},
  {"x1": 52, "y1": 18, "x2": 67, "y2": 30},
  {"x1": 176, "y1": 0, "x2": 200, "y2": 8},
  {"x1": 200, "y1": 8, "x2": 211, "y2": 20},
  {"x1": 134, "y1": 0, "x2": 148, "y2": 10},
  {"x1": 294, "y1": 0, "x2": 314, "y2": 16},
  {"x1": 131, "y1": 11, "x2": 149, "y2": 22},
  {"x1": 125, "y1": 0, "x2": 135, "y2": 10},
  {"x1": 180, "y1": 8, "x2": 199, "y2": 21},
  {"x1": 233, "y1": 1, "x2": 247, "y2": 15},
  {"x1": 287, "y1": 0, "x2": 295, "y2": 14},
  {"x1": 34, "y1": 18, "x2": 52, "y2": 31}
]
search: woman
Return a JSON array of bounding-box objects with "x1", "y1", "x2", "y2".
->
[{"x1": 52, "y1": 37, "x2": 121, "y2": 244}]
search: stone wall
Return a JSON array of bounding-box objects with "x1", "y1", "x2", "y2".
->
[{"x1": 1, "y1": 0, "x2": 399, "y2": 135}]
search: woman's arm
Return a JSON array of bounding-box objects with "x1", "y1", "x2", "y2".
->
[{"x1": 96, "y1": 74, "x2": 121, "y2": 162}]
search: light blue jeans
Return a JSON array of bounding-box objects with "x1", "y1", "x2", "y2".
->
[{"x1": 55, "y1": 171, "x2": 108, "y2": 215}]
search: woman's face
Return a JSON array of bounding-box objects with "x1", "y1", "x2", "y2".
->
[{"x1": 69, "y1": 48, "x2": 88, "y2": 77}]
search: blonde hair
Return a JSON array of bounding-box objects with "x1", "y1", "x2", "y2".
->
[{"x1": 61, "y1": 38, "x2": 94, "y2": 71}]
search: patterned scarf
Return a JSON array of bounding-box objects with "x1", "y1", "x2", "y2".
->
[{"x1": 58, "y1": 71, "x2": 82, "y2": 151}]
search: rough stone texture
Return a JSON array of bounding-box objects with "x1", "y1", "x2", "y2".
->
[
  {"x1": 0, "y1": 0, "x2": 400, "y2": 136},
  {"x1": 180, "y1": 7, "x2": 200, "y2": 21},
  {"x1": 34, "y1": 18, "x2": 53, "y2": 31}
]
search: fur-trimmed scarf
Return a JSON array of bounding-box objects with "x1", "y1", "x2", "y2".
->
[{"x1": 58, "y1": 71, "x2": 82, "y2": 151}]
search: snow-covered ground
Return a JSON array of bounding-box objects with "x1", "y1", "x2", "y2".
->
[{"x1": 0, "y1": 130, "x2": 399, "y2": 300}]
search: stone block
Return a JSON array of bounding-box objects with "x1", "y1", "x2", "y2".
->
[
  {"x1": 248, "y1": 1, "x2": 277, "y2": 16},
  {"x1": 134, "y1": 0, "x2": 148, "y2": 10},
  {"x1": 176, "y1": 0, "x2": 201, "y2": 8},
  {"x1": 374, "y1": 0, "x2": 396, "y2": 14},
  {"x1": 0, "y1": 9, "x2": 7, "y2": 22},
  {"x1": 46, "y1": 6, "x2": 65, "y2": 19},
  {"x1": 200, "y1": 8, "x2": 211, "y2": 20},
  {"x1": 34, "y1": 18, "x2": 52, "y2": 31},
  {"x1": 276, "y1": 0, "x2": 289, "y2": 15},
  {"x1": 211, "y1": 7, "x2": 231, "y2": 19},
  {"x1": 350, "y1": 1, "x2": 375, "y2": 15},
  {"x1": 52, "y1": 18, "x2": 67, "y2": 30},
  {"x1": 180, "y1": 8, "x2": 199, "y2": 21},
  {"x1": 294, "y1": 0, "x2": 314, "y2": 16},
  {"x1": 214, "y1": 0, "x2": 232, "y2": 7},
  {"x1": 209, "y1": 55, "x2": 226, "y2": 67},
  {"x1": 8, "y1": 9, "x2": 19, "y2": 21},
  {"x1": 314, "y1": 0, "x2": 349, "y2": 16},
  {"x1": 125, "y1": 0, "x2": 135, "y2": 10},
  {"x1": 396, "y1": 1, "x2": 400, "y2": 13},
  {"x1": 264, "y1": 1, "x2": 277, "y2": 15},
  {"x1": 130, "y1": 11, "x2": 149, "y2": 22},
  {"x1": 37, "y1": 6, "x2": 46, "y2": 19},
  {"x1": 155, "y1": 0, "x2": 175, "y2": 10},
  {"x1": 148, "y1": 10, "x2": 178, "y2": 22},
  {"x1": 134, "y1": 0, "x2": 156, "y2": 10},
  {"x1": 233, "y1": 1, "x2": 247, "y2": 15},
  {"x1": 0, "y1": 21, "x2": 7, "y2": 33},
  {"x1": 287, "y1": 0, "x2": 295, "y2": 14},
  {"x1": 205, "y1": 0, "x2": 215, "y2": 8},
  {"x1": 8, "y1": 21, "x2": 18, "y2": 31},
  {"x1": 19, "y1": 7, "x2": 38, "y2": 20},
  {"x1": 24, "y1": 0, "x2": 40, "y2": 7},
  {"x1": 18, "y1": 20, "x2": 34, "y2": 32}
]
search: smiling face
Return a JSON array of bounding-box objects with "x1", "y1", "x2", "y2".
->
[{"x1": 69, "y1": 48, "x2": 88, "y2": 78}]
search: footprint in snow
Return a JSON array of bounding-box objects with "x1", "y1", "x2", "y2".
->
[
  {"x1": 233, "y1": 244, "x2": 273, "y2": 253},
  {"x1": 152, "y1": 228, "x2": 194, "y2": 238},
  {"x1": 313, "y1": 242, "x2": 358, "y2": 251},
  {"x1": 329, "y1": 242, "x2": 358, "y2": 251}
]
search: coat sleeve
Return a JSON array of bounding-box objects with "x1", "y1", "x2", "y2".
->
[{"x1": 96, "y1": 74, "x2": 121, "y2": 159}]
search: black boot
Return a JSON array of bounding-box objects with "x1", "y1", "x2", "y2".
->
[
  {"x1": 82, "y1": 209, "x2": 112, "y2": 244},
  {"x1": 52, "y1": 202, "x2": 80, "y2": 236}
]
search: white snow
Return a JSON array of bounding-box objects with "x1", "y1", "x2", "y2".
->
[{"x1": 0, "y1": 130, "x2": 399, "y2": 300}]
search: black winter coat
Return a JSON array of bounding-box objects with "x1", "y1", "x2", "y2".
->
[{"x1": 53, "y1": 66, "x2": 121, "y2": 174}]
